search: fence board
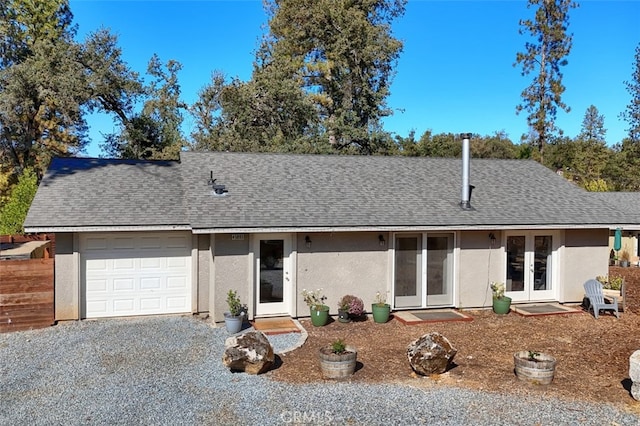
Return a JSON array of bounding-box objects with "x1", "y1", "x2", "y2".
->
[{"x1": 0, "y1": 258, "x2": 54, "y2": 332}]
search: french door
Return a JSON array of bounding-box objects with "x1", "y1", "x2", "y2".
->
[
  {"x1": 254, "y1": 234, "x2": 292, "y2": 316},
  {"x1": 505, "y1": 231, "x2": 557, "y2": 302},
  {"x1": 394, "y1": 233, "x2": 454, "y2": 308}
]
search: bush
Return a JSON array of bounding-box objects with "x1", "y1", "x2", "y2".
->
[{"x1": 0, "y1": 168, "x2": 38, "y2": 235}]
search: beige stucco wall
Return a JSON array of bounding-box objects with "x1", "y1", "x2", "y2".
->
[
  {"x1": 458, "y1": 230, "x2": 504, "y2": 308},
  {"x1": 211, "y1": 234, "x2": 251, "y2": 322},
  {"x1": 53, "y1": 232, "x2": 79, "y2": 320},
  {"x1": 296, "y1": 232, "x2": 389, "y2": 316},
  {"x1": 196, "y1": 234, "x2": 210, "y2": 312},
  {"x1": 562, "y1": 228, "x2": 609, "y2": 303}
]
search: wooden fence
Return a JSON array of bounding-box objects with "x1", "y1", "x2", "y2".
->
[{"x1": 1, "y1": 235, "x2": 55, "y2": 332}]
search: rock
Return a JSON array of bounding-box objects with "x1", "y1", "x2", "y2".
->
[
  {"x1": 629, "y1": 350, "x2": 640, "y2": 384},
  {"x1": 632, "y1": 382, "x2": 640, "y2": 401},
  {"x1": 407, "y1": 332, "x2": 457, "y2": 376},
  {"x1": 222, "y1": 330, "x2": 274, "y2": 375}
]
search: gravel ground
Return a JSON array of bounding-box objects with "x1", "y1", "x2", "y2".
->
[{"x1": 1, "y1": 316, "x2": 639, "y2": 426}]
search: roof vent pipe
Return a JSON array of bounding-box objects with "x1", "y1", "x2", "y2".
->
[{"x1": 460, "y1": 133, "x2": 473, "y2": 210}]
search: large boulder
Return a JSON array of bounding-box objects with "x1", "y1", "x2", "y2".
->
[
  {"x1": 407, "y1": 332, "x2": 457, "y2": 376},
  {"x1": 222, "y1": 330, "x2": 274, "y2": 375},
  {"x1": 630, "y1": 350, "x2": 640, "y2": 400}
]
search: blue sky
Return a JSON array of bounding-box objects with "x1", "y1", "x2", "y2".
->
[{"x1": 70, "y1": 0, "x2": 640, "y2": 157}]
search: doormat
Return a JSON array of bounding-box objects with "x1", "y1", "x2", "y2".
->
[
  {"x1": 511, "y1": 303, "x2": 583, "y2": 317},
  {"x1": 394, "y1": 309, "x2": 473, "y2": 325},
  {"x1": 252, "y1": 317, "x2": 301, "y2": 335}
]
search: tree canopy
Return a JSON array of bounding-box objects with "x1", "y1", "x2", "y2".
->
[
  {"x1": 191, "y1": 0, "x2": 406, "y2": 154},
  {"x1": 0, "y1": 0, "x2": 144, "y2": 179}
]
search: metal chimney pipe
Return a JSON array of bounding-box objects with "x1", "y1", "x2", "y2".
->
[{"x1": 460, "y1": 133, "x2": 472, "y2": 210}]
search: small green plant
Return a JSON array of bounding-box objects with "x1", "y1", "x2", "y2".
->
[
  {"x1": 374, "y1": 291, "x2": 388, "y2": 306},
  {"x1": 301, "y1": 288, "x2": 327, "y2": 310},
  {"x1": 331, "y1": 338, "x2": 347, "y2": 354},
  {"x1": 226, "y1": 290, "x2": 245, "y2": 316},
  {"x1": 527, "y1": 351, "x2": 540, "y2": 361},
  {"x1": 490, "y1": 282, "x2": 506, "y2": 299},
  {"x1": 596, "y1": 275, "x2": 623, "y2": 291}
]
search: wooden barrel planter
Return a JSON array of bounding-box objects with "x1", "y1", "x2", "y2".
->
[
  {"x1": 318, "y1": 346, "x2": 357, "y2": 379},
  {"x1": 514, "y1": 351, "x2": 557, "y2": 385}
]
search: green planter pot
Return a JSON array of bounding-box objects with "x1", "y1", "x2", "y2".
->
[
  {"x1": 371, "y1": 303, "x2": 391, "y2": 323},
  {"x1": 492, "y1": 296, "x2": 512, "y2": 315},
  {"x1": 310, "y1": 305, "x2": 330, "y2": 326}
]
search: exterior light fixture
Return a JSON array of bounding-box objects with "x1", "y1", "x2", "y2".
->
[
  {"x1": 378, "y1": 235, "x2": 386, "y2": 246},
  {"x1": 305, "y1": 236, "x2": 312, "y2": 248}
]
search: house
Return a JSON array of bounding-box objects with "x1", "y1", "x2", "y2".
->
[{"x1": 24, "y1": 147, "x2": 636, "y2": 322}]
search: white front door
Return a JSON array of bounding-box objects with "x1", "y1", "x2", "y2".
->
[
  {"x1": 505, "y1": 231, "x2": 557, "y2": 302},
  {"x1": 254, "y1": 234, "x2": 292, "y2": 316}
]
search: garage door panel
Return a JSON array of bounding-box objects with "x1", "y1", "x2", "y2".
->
[
  {"x1": 114, "y1": 258, "x2": 135, "y2": 270},
  {"x1": 113, "y1": 298, "x2": 135, "y2": 313},
  {"x1": 113, "y1": 237, "x2": 136, "y2": 250},
  {"x1": 140, "y1": 277, "x2": 161, "y2": 290},
  {"x1": 141, "y1": 257, "x2": 162, "y2": 269},
  {"x1": 140, "y1": 298, "x2": 161, "y2": 311},
  {"x1": 86, "y1": 279, "x2": 108, "y2": 292},
  {"x1": 167, "y1": 276, "x2": 187, "y2": 289},
  {"x1": 81, "y1": 232, "x2": 192, "y2": 318},
  {"x1": 167, "y1": 296, "x2": 187, "y2": 309},
  {"x1": 113, "y1": 279, "x2": 135, "y2": 291},
  {"x1": 86, "y1": 258, "x2": 108, "y2": 271},
  {"x1": 84, "y1": 237, "x2": 108, "y2": 250},
  {"x1": 140, "y1": 236, "x2": 162, "y2": 249},
  {"x1": 166, "y1": 235, "x2": 189, "y2": 248}
]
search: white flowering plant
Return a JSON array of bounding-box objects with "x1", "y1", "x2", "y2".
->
[
  {"x1": 490, "y1": 282, "x2": 506, "y2": 299},
  {"x1": 374, "y1": 291, "x2": 388, "y2": 307},
  {"x1": 301, "y1": 288, "x2": 327, "y2": 310}
]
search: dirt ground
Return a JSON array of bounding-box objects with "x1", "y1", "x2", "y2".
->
[{"x1": 268, "y1": 308, "x2": 640, "y2": 411}]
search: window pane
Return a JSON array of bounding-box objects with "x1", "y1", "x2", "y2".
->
[
  {"x1": 259, "y1": 240, "x2": 283, "y2": 303},
  {"x1": 506, "y1": 236, "x2": 525, "y2": 292},
  {"x1": 395, "y1": 237, "x2": 420, "y2": 297}
]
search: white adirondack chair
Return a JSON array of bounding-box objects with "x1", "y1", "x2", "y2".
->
[{"x1": 584, "y1": 279, "x2": 620, "y2": 319}]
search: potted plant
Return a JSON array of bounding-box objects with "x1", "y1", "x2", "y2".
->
[
  {"x1": 224, "y1": 289, "x2": 246, "y2": 333},
  {"x1": 596, "y1": 275, "x2": 624, "y2": 300},
  {"x1": 337, "y1": 294, "x2": 365, "y2": 323},
  {"x1": 302, "y1": 288, "x2": 329, "y2": 326},
  {"x1": 620, "y1": 250, "x2": 631, "y2": 267},
  {"x1": 514, "y1": 350, "x2": 557, "y2": 385},
  {"x1": 371, "y1": 291, "x2": 391, "y2": 323},
  {"x1": 318, "y1": 338, "x2": 357, "y2": 379},
  {"x1": 490, "y1": 281, "x2": 511, "y2": 314}
]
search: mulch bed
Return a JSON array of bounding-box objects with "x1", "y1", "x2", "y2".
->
[{"x1": 268, "y1": 309, "x2": 640, "y2": 411}]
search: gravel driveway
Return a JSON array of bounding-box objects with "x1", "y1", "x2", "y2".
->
[{"x1": 1, "y1": 316, "x2": 639, "y2": 425}]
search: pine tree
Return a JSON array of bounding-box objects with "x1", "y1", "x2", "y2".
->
[{"x1": 515, "y1": 0, "x2": 578, "y2": 162}]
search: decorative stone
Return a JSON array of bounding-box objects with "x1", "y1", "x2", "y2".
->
[
  {"x1": 632, "y1": 383, "x2": 640, "y2": 401},
  {"x1": 630, "y1": 350, "x2": 640, "y2": 400},
  {"x1": 407, "y1": 332, "x2": 457, "y2": 375},
  {"x1": 222, "y1": 330, "x2": 274, "y2": 375}
]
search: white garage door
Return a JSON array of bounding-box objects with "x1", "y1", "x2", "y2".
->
[{"x1": 81, "y1": 232, "x2": 192, "y2": 318}]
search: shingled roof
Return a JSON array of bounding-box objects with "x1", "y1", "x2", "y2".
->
[
  {"x1": 24, "y1": 152, "x2": 635, "y2": 233},
  {"x1": 24, "y1": 158, "x2": 188, "y2": 230}
]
